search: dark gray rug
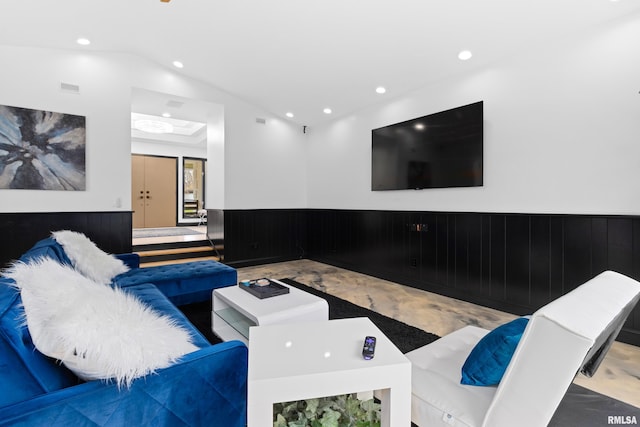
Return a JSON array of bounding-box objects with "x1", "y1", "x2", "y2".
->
[
  {"x1": 278, "y1": 278, "x2": 440, "y2": 353},
  {"x1": 179, "y1": 278, "x2": 640, "y2": 426},
  {"x1": 132, "y1": 227, "x2": 202, "y2": 239}
]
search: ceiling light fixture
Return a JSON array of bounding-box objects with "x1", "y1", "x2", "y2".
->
[
  {"x1": 323, "y1": 108, "x2": 332, "y2": 114},
  {"x1": 172, "y1": 60, "x2": 184, "y2": 69},
  {"x1": 162, "y1": 112, "x2": 171, "y2": 118},
  {"x1": 458, "y1": 50, "x2": 473, "y2": 61},
  {"x1": 76, "y1": 38, "x2": 91, "y2": 46},
  {"x1": 286, "y1": 112, "x2": 294, "y2": 118},
  {"x1": 134, "y1": 119, "x2": 174, "y2": 134},
  {"x1": 376, "y1": 86, "x2": 386, "y2": 94}
]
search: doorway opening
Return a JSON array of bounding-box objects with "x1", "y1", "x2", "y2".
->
[
  {"x1": 182, "y1": 157, "x2": 206, "y2": 221},
  {"x1": 130, "y1": 87, "x2": 225, "y2": 249}
]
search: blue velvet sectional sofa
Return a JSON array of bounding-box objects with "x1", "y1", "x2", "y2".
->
[{"x1": 0, "y1": 237, "x2": 247, "y2": 426}]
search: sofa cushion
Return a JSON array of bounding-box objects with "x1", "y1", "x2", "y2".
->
[
  {"x1": 5, "y1": 258, "x2": 198, "y2": 388},
  {"x1": 52, "y1": 230, "x2": 129, "y2": 285},
  {"x1": 460, "y1": 317, "x2": 529, "y2": 386},
  {"x1": 114, "y1": 260, "x2": 237, "y2": 305},
  {"x1": 406, "y1": 326, "x2": 495, "y2": 426},
  {"x1": 130, "y1": 282, "x2": 211, "y2": 349},
  {"x1": 0, "y1": 278, "x2": 78, "y2": 407}
]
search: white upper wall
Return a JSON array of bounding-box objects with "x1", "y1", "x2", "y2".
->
[
  {"x1": 2, "y1": 13, "x2": 638, "y2": 216},
  {"x1": 0, "y1": 46, "x2": 306, "y2": 213},
  {"x1": 307, "y1": 14, "x2": 640, "y2": 215},
  {"x1": 223, "y1": 113, "x2": 307, "y2": 210}
]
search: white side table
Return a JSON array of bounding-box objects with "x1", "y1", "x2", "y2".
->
[
  {"x1": 212, "y1": 279, "x2": 328, "y2": 344},
  {"x1": 248, "y1": 317, "x2": 411, "y2": 427}
]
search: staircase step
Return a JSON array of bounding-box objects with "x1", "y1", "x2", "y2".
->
[
  {"x1": 133, "y1": 240, "x2": 224, "y2": 266},
  {"x1": 132, "y1": 240, "x2": 214, "y2": 252},
  {"x1": 136, "y1": 246, "x2": 215, "y2": 258}
]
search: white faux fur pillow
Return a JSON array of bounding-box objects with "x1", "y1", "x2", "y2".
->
[
  {"x1": 52, "y1": 230, "x2": 129, "y2": 285},
  {"x1": 5, "y1": 258, "x2": 198, "y2": 388}
]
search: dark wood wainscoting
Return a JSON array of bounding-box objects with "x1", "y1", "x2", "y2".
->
[
  {"x1": 305, "y1": 209, "x2": 640, "y2": 346},
  {"x1": 4, "y1": 209, "x2": 638, "y2": 345},
  {"x1": 0, "y1": 211, "x2": 132, "y2": 267},
  {"x1": 223, "y1": 209, "x2": 307, "y2": 268}
]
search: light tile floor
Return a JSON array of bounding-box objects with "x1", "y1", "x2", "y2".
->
[{"x1": 237, "y1": 259, "x2": 640, "y2": 408}]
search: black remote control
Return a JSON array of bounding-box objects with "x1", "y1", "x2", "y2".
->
[{"x1": 362, "y1": 336, "x2": 376, "y2": 360}]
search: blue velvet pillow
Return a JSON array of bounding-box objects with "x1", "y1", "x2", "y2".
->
[{"x1": 461, "y1": 317, "x2": 529, "y2": 386}]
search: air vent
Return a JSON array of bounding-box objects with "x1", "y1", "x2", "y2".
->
[
  {"x1": 60, "y1": 82, "x2": 80, "y2": 93},
  {"x1": 166, "y1": 100, "x2": 184, "y2": 108},
  {"x1": 256, "y1": 118, "x2": 266, "y2": 124}
]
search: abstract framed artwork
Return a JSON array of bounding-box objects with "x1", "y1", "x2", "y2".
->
[{"x1": 0, "y1": 104, "x2": 86, "y2": 190}]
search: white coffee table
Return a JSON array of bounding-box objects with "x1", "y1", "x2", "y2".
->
[
  {"x1": 211, "y1": 279, "x2": 328, "y2": 344},
  {"x1": 247, "y1": 317, "x2": 411, "y2": 427}
]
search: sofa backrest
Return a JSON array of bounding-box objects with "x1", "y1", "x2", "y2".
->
[
  {"x1": 18, "y1": 237, "x2": 72, "y2": 266},
  {"x1": 0, "y1": 278, "x2": 78, "y2": 408},
  {"x1": 482, "y1": 270, "x2": 640, "y2": 427}
]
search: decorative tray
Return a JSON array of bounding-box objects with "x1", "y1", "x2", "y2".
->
[{"x1": 239, "y1": 278, "x2": 290, "y2": 299}]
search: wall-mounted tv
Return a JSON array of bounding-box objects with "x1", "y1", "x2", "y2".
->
[{"x1": 371, "y1": 101, "x2": 483, "y2": 191}]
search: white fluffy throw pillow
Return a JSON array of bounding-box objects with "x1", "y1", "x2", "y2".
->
[
  {"x1": 5, "y1": 258, "x2": 198, "y2": 388},
  {"x1": 52, "y1": 230, "x2": 129, "y2": 285}
]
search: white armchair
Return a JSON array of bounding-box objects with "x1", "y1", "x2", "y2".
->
[{"x1": 406, "y1": 270, "x2": 640, "y2": 427}]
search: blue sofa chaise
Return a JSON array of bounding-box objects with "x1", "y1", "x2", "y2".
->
[
  {"x1": 0, "y1": 237, "x2": 247, "y2": 426},
  {"x1": 19, "y1": 236, "x2": 238, "y2": 306}
]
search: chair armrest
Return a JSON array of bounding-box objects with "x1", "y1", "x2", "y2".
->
[
  {"x1": 115, "y1": 253, "x2": 140, "y2": 269},
  {"x1": 0, "y1": 341, "x2": 248, "y2": 427}
]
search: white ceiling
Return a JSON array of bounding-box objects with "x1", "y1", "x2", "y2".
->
[{"x1": 2, "y1": 0, "x2": 639, "y2": 127}]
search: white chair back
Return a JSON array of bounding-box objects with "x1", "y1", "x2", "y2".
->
[{"x1": 483, "y1": 271, "x2": 640, "y2": 427}]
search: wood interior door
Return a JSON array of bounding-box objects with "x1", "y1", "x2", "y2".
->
[{"x1": 131, "y1": 155, "x2": 177, "y2": 228}]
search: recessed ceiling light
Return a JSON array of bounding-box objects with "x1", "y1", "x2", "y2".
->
[
  {"x1": 172, "y1": 60, "x2": 184, "y2": 69},
  {"x1": 76, "y1": 38, "x2": 91, "y2": 46},
  {"x1": 162, "y1": 112, "x2": 171, "y2": 118},
  {"x1": 458, "y1": 50, "x2": 473, "y2": 61},
  {"x1": 286, "y1": 112, "x2": 294, "y2": 118},
  {"x1": 323, "y1": 108, "x2": 332, "y2": 114},
  {"x1": 375, "y1": 86, "x2": 386, "y2": 94}
]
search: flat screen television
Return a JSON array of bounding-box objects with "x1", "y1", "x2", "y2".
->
[{"x1": 371, "y1": 101, "x2": 483, "y2": 190}]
